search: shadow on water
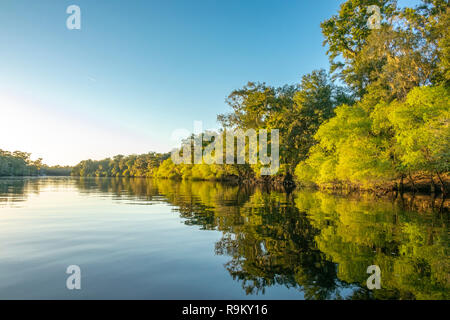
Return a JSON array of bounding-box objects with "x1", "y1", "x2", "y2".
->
[{"x1": 1, "y1": 177, "x2": 448, "y2": 299}]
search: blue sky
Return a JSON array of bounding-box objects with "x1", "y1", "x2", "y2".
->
[{"x1": 0, "y1": 0, "x2": 419, "y2": 165}]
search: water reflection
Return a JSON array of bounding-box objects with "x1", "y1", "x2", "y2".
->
[{"x1": 0, "y1": 177, "x2": 448, "y2": 299}]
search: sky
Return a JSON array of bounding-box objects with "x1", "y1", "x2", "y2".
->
[{"x1": 0, "y1": 0, "x2": 419, "y2": 166}]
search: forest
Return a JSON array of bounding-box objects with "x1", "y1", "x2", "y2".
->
[
  {"x1": 5, "y1": 0, "x2": 449, "y2": 194},
  {"x1": 70, "y1": 152, "x2": 170, "y2": 178},
  {"x1": 71, "y1": 0, "x2": 449, "y2": 194},
  {"x1": 0, "y1": 149, "x2": 71, "y2": 177}
]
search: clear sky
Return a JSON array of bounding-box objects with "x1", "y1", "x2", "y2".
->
[{"x1": 0, "y1": 0, "x2": 418, "y2": 166}]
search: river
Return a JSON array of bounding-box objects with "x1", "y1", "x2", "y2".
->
[{"x1": 0, "y1": 177, "x2": 448, "y2": 299}]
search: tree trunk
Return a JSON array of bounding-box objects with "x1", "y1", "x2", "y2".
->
[
  {"x1": 398, "y1": 175, "x2": 405, "y2": 194},
  {"x1": 430, "y1": 174, "x2": 436, "y2": 194},
  {"x1": 435, "y1": 171, "x2": 447, "y2": 195}
]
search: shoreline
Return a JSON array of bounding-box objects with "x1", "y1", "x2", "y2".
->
[{"x1": 2, "y1": 174, "x2": 448, "y2": 198}]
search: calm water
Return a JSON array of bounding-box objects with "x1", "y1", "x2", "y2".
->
[{"x1": 0, "y1": 177, "x2": 448, "y2": 300}]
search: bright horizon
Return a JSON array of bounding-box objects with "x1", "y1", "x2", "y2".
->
[{"x1": 0, "y1": 0, "x2": 417, "y2": 166}]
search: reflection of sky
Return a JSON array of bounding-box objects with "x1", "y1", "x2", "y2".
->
[
  {"x1": 0, "y1": 0, "x2": 423, "y2": 165},
  {"x1": 0, "y1": 177, "x2": 306, "y2": 299}
]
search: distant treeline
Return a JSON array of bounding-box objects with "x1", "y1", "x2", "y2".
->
[
  {"x1": 43, "y1": 166, "x2": 73, "y2": 176},
  {"x1": 70, "y1": 0, "x2": 450, "y2": 194},
  {"x1": 0, "y1": 149, "x2": 72, "y2": 177},
  {"x1": 71, "y1": 153, "x2": 170, "y2": 177}
]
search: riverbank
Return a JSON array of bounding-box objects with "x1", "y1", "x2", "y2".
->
[
  {"x1": 297, "y1": 174, "x2": 450, "y2": 196},
  {"x1": 67, "y1": 171, "x2": 449, "y2": 197}
]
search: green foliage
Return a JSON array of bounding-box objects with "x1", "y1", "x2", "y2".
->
[
  {"x1": 41, "y1": 165, "x2": 73, "y2": 176},
  {"x1": 321, "y1": 0, "x2": 447, "y2": 99},
  {"x1": 0, "y1": 149, "x2": 42, "y2": 176},
  {"x1": 296, "y1": 86, "x2": 449, "y2": 189},
  {"x1": 216, "y1": 70, "x2": 350, "y2": 177},
  {"x1": 389, "y1": 86, "x2": 450, "y2": 174},
  {"x1": 321, "y1": 0, "x2": 398, "y2": 97},
  {"x1": 294, "y1": 0, "x2": 449, "y2": 191},
  {"x1": 71, "y1": 152, "x2": 170, "y2": 177}
]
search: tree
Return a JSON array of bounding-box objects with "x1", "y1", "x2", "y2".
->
[
  {"x1": 389, "y1": 86, "x2": 450, "y2": 193},
  {"x1": 321, "y1": 0, "x2": 398, "y2": 97}
]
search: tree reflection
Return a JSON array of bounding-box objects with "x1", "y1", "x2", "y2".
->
[
  {"x1": 296, "y1": 191, "x2": 449, "y2": 300},
  {"x1": 2, "y1": 177, "x2": 448, "y2": 299},
  {"x1": 214, "y1": 191, "x2": 344, "y2": 298}
]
